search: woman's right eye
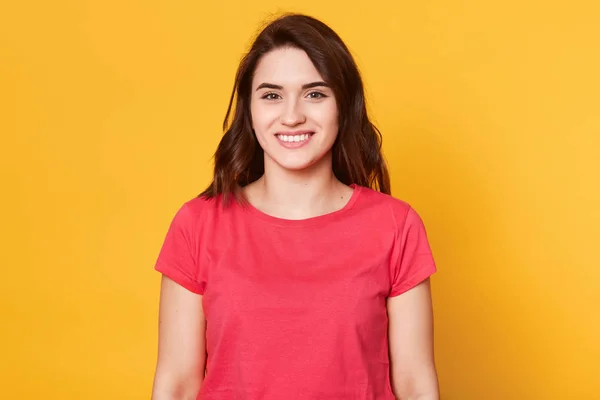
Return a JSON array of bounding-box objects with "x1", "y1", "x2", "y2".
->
[{"x1": 262, "y1": 92, "x2": 281, "y2": 100}]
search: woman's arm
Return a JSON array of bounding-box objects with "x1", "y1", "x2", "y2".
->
[
  {"x1": 387, "y1": 278, "x2": 439, "y2": 400},
  {"x1": 152, "y1": 276, "x2": 206, "y2": 400}
]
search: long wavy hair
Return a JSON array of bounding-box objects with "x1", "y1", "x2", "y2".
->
[{"x1": 199, "y1": 13, "x2": 390, "y2": 204}]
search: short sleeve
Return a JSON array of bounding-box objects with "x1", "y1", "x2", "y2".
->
[
  {"x1": 154, "y1": 202, "x2": 205, "y2": 295},
  {"x1": 389, "y1": 207, "x2": 437, "y2": 297}
]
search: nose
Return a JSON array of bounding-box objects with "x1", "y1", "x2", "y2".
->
[{"x1": 280, "y1": 98, "x2": 306, "y2": 126}]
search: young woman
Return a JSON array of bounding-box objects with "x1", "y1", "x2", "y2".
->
[{"x1": 151, "y1": 13, "x2": 439, "y2": 400}]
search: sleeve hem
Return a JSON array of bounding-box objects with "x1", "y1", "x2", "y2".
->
[
  {"x1": 388, "y1": 263, "x2": 437, "y2": 297},
  {"x1": 155, "y1": 262, "x2": 205, "y2": 295}
]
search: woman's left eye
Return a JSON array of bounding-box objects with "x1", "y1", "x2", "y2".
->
[{"x1": 307, "y1": 91, "x2": 327, "y2": 99}]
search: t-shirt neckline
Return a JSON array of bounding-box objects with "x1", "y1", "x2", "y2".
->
[{"x1": 239, "y1": 183, "x2": 362, "y2": 227}]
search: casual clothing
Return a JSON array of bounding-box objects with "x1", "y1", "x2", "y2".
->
[{"x1": 155, "y1": 184, "x2": 437, "y2": 399}]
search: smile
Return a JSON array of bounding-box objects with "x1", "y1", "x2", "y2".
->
[
  {"x1": 276, "y1": 133, "x2": 311, "y2": 143},
  {"x1": 274, "y1": 131, "x2": 314, "y2": 149}
]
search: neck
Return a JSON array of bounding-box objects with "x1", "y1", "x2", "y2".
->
[{"x1": 247, "y1": 153, "x2": 351, "y2": 220}]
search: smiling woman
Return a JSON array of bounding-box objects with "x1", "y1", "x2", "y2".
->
[
  {"x1": 151, "y1": 13, "x2": 439, "y2": 400},
  {"x1": 199, "y1": 14, "x2": 390, "y2": 205},
  {"x1": 251, "y1": 48, "x2": 339, "y2": 170}
]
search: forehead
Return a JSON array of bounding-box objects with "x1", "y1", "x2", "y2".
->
[{"x1": 252, "y1": 47, "x2": 324, "y2": 87}]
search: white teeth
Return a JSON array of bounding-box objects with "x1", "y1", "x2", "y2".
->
[{"x1": 278, "y1": 133, "x2": 310, "y2": 143}]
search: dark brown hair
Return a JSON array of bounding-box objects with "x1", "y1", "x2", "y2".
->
[{"x1": 200, "y1": 13, "x2": 390, "y2": 204}]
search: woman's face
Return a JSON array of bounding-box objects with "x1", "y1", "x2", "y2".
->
[{"x1": 250, "y1": 47, "x2": 339, "y2": 172}]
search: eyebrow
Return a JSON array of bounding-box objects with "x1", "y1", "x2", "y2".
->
[{"x1": 255, "y1": 81, "x2": 329, "y2": 91}]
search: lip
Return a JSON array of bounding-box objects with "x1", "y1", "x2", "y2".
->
[{"x1": 274, "y1": 130, "x2": 314, "y2": 149}]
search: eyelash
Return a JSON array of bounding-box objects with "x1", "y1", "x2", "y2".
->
[{"x1": 261, "y1": 91, "x2": 328, "y2": 100}]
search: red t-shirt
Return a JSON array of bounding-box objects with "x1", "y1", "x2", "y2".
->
[{"x1": 155, "y1": 184, "x2": 437, "y2": 399}]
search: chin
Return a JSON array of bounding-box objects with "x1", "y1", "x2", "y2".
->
[
  {"x1": 275, "y1": 158, "x2": 317, "y2": 171},
  {"x1": 269, "y1": 151, "x2": 331, "y2": 172}
]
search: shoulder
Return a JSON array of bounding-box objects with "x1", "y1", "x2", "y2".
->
[
  {"x1": 354, "y1": 185, "x2": 417, "y2": 226},
  {"x1": 167, "y1": 194, "x2": 224, "y2": 231},
  {"x1": 180, "y1": 194, "x2": 221, "y2": 216}
]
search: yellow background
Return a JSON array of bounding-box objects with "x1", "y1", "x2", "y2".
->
[{"x1": 1, "y1": 0, "x2": 598, "y2": 398}]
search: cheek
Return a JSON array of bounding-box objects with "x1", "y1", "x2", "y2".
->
[
  {"x1": 251, "y1": 103, "x2": 277, "y2": 132},
  {"x1": 250, "y1": 104, "x2": 275, "y2": 149},
  {"x1": 320, "y1": 105, "x2": 339, "y2": 136}
]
